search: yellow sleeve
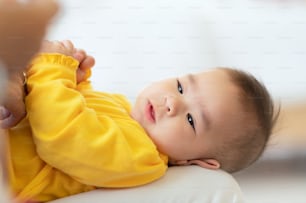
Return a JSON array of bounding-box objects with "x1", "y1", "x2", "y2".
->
[{"x1": 26, "y1": 54, "x2": 167, "y2": 188}]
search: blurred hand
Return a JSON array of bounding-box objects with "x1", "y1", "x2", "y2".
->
[
  {"x1": 0, "y1": 0, "x2": 58, "y2": 128},
  {"x1": 0, "y1": 73, "x2": 25, "y2": 129},
  {"x1": 0, "y1": 39, "x2": 95, "y2": 129},
  {"x1": 0, "y1": 0, "x2": 59, "y2": 72}
]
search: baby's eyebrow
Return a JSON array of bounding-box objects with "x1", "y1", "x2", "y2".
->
[
  {"x1": 186, "y1": 74, "x2": 211, "y2": 132},
  {"x1": 200, "y1": 110, "x2": 211, "y2": 132},
  {"x1": 186, "y1": 74, "x2": 196, "y2": 87}
]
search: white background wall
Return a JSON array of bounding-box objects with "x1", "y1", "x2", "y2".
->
[{"x1": 48, "y1": 0, "x2": 306, "y2": 104}]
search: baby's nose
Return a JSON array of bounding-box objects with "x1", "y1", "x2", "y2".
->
[{"x1": 166, "y1": 95, "x2": 183, "y2": 116}]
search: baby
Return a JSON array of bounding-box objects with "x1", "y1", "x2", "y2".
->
[{"x1": 1, "y1": 40, "x2": 278, "y2": 202}]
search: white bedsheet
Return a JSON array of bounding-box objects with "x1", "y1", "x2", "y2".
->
[{"x1": 49, "y1": 166, "x2": 245, "y2": 203}]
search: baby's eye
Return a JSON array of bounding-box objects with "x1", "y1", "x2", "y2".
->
[
  {"x1": 187, "y1": 113, "x2": 195, "y2": 131},
  {"x1": 177, "y1": 80, "x2": 183, "y2": 94}
]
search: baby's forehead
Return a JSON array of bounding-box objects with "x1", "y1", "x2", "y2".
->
[{"x1": 187, "y1": 69, "x2": 233, "y2": 84}]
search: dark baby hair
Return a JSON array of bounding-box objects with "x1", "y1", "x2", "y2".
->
[{"x1": 216, "y1": 67, "x2": 279, "y2": 173}]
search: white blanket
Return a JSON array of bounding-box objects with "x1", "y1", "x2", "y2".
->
[{"x1": 49, "y1": 166, "x2": 245, "y2": 203}]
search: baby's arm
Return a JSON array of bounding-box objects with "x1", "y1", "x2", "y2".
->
[{"x1": 26, "y1": 46, "x2": 166, "y2": 187}]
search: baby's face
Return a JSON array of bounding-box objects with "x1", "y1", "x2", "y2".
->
[{"x1": 131, "y1": 69, "x2": 242, "y2": 162}]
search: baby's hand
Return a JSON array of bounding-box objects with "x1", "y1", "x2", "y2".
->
[
  {"x1": 39, "y1": 40, "x2": 95, "y2": 83},
  {"x1": 39, "y1": 40, "x2": 75, "y2": 57},
  {"x1": 73, "y1": 49, "x2": 95, "y2": 83}
]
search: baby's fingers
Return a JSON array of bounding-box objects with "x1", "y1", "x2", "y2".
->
[
  {"x1": 79, "y1": 55, "x2": 95, "y2": 71},
  {"x1": 61, "y1": 40, "x2": 75, "y2": 52}
]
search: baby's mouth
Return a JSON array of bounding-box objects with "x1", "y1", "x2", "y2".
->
[
  {"x1": 146, "y1": 101, "x2": 156, "y2": 123},
  {"x1": 150, "y1": 103, "x2": 155, "y2": 122}
]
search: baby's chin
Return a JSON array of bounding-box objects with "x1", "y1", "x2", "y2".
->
[
  {"x1": 147, "y1": 136, "x2": 170, "y2": 156},
  {"x1": 129, "y1": 109, "x2": 141, "y2": 124}
]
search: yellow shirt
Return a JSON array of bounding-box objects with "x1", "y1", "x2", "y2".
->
[{"x1": 7, "y1": 54, "x2": 168, "y2": 202}]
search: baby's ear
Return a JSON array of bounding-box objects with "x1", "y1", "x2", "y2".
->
[
  {"x1": 173, "y1": 159, "x2": 220, "y2": 170},
  {"x1": 188, "y1": 159, "x2": 220, "y2": 170}
]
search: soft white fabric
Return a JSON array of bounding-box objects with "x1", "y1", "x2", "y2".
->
[{"x1": 49, "y1": 166, "x2": 245, "y2": 203}]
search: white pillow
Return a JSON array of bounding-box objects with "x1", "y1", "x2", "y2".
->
[{"x1": 49, "y1": 166, "x2": 245, "y2": 203}]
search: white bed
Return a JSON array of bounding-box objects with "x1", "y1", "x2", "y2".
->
[{"x1": 49, "y1": 166, "x2": 245, "y2": 203}]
